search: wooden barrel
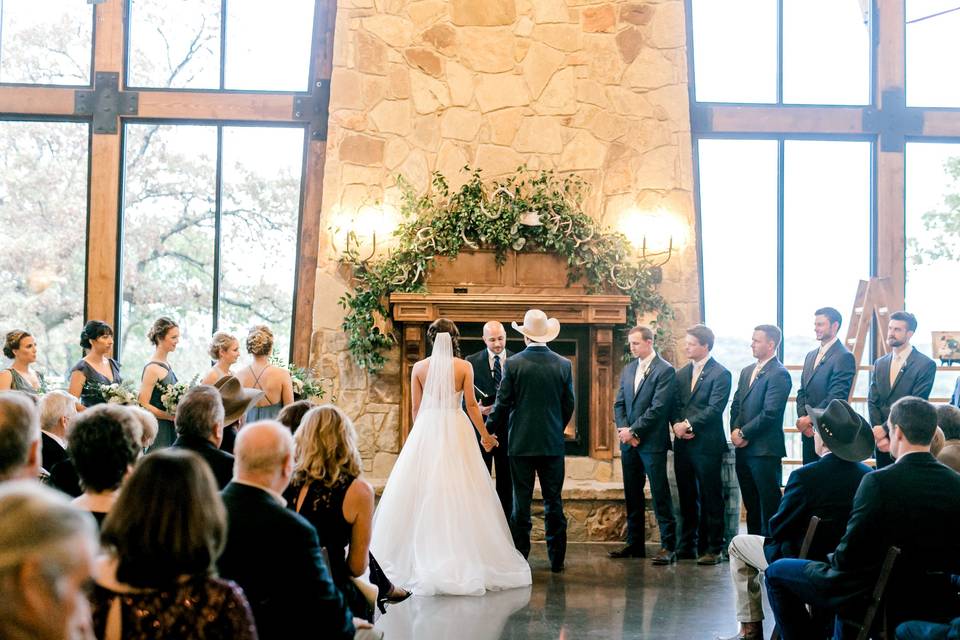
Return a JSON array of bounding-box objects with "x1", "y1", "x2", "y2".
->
[{"x1": 721, "y1": 443, "x2": 741, "y2": 551}]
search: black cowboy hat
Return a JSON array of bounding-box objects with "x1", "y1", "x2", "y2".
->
[{"x1": 806, "y1": 399, "x2": 875, "y2": 463}]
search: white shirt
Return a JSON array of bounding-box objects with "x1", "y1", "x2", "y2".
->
[
  {"x1": 41, "y1": 430, "x2": 66, "y2": 449},
  {"x1": 691, "y1": 356, "x2": 710, "y2": 391},
  {"x1": 890, "y1": 344, "x2": 913, "y2": 386},
  {"x1": 750, "y1": 355, "x2": 775, "y2": 386},
  {"x1": 635, "y1": 351, "x2": 657, "y2": 392},
  {"x1": 814, "y1": 336, "x2": 838, "y2": 369}
]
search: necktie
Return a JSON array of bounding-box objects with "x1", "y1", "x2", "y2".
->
[
  {"x1": 813, "y1": 345, "x2": 827, "y2": 369},
  {"x1": 493, "y1": 354, "x2": 502, "y2": 388},
  {"x1": 691, "y1": 364, "x2": 702, "y2": 392},
  {"x1": 889, "y1": 353, "x2": 902, "y2": 387},
  {"x1": 749, "y1": 363, "x2": 763, "y2": 387},
  {"x1": 634, "y1": 361, "x2": 646, "y2": 392}
]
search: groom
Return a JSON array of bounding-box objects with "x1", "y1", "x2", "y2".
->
[{"x1": 488, "y1": 309, "x2": 576, "y2": 573}]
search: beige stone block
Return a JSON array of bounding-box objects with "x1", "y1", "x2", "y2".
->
[
  {"x1": 450, "y1": 0, "x2": 517, "y2": 26},
  {"x1": 514, "y1": 16, "x2": 534, "y2": 37},
  {"x1": 646, "y1": 1, "x2": 686, "y2": 49},
  {"x1": 513, "y1": 116, "x2": 563, "y2": 153},
  {"x1": 338, "y1": 351, "x2": 369, "y2": 390},
  {"x1": 475, "y1": 73, "x2": 530, "y2": 112},
  {"x1": 634, "y1": 117, "x2": 673, "y2": 151},
  {"x1": 678, "y1": 134, "x2": 694, "y2": 191},
  {"x1": 531, "y1": 24, "x2": 581, "y2": 51},
  {"x1": 398, "y1": 148, "x2": 431, "y2": 192},
  {"x1": 410, "y1": 70, "x2": 451, "y2": 114},
  {"x1": 535, "y1": 66, "x2": 577, "y2": 115},
  {"x1": 576, "y1": 79, "x2": 610, "y2": 108},
  {"x1": 581, "y1": 4, "x2": 616, "y2": 33},
  {"x1": 621, "y1": 3, "x2": 654, "y2": 26},
  {"x1": 404, "y1": 47, "x2": 443, "y2": 77},
  {"x1": 386, "y1": 65, "x2": 411, "y2": 99},
  {"x1": 487, "y1": 107, "x2": 524, "y2": 145},
  {"x1": 330, "y1": 68, "x2": 363, "y2": 110},
  {"x1": 602, "y1": 158, "x2": 634, "y2": 195},
  {"x1": 338, "y1": 389, "x2": 367, "y2": 420},
  {"x1": 363, "y1": 458, "x2": 374, "y2": 473},
  {"x1": 436, "y1": 141, "x2": 473, "y2": 190},
  {"x1": 375, "y1": 407, "x2": 401, "y2": 453},
  {"x1": 361, "y1": 75, "x2": 388, "y2": 109},
  {"x1": 356, "y1": 31, "x2": 388, "y2": 75},
  {"x1": 594, "y1": 461, "x2": 614, "y2": 482},
  {"x1": 420, "y1": 23, "x2": 457, "y2": 56},
  {"x1": 373, "y1": 0, "x2": 406, "y2": 13},
  {"x1": 566, "y1": 456, "x2": 598, "y2": 480},
  {"x1": 312, "y1": 275, "x2": 350, "y2": 331},
  {"x1": 533, "y1": 0, "x2": 569, "y2": 24},
  {"x1": 636, "y1": 145, "x2": 679, "y2": 189},
  {"x1": 355, "y1": 413, "x2": 381, "y2": 457},
  {"x1": 372, "y1": 452, "x2": 399, "y2": 479},
  {"x1": 474, "y1": 145, "x2": 525, "y2": 177},
  {"x1": 522, "y1": 41, "x2": 565, "y2": 99},
  {"x1": 330, "y1": 109, "x2": 368, "y2": 132},
  {"x1": 645, "y1": 84, "x2": 691, "y2": 127},
  {"x1": 364, "y1": 402, "x2": 396, "y2": 415},
  {"x1": 369, "y1": 372, "x2": 400, "y2": 404},
  {"x1": 410, "y1": 114, "x2": 441, "y2": 151},
  {"x1": 560, "y1": 104, "x2": 599, "y2": 130},
  {"x1": 339, "y1": 134, "x2": 385, "y2": 165},
  {"x1": 583, "y1": 34, "x2": 623, "y2": 84},
  {"x1": 445, "y1": 60, "x2": 474, "y2": 106},
  {"x1": 406, "y1": 0, "x2": 446, "y2": 28},
  {"x1": 615, "y1": 27, "x2": 644, "y2": 64},
  {"x1": 345, "y1": 0, "x2": 375, "y2": 8},
  {"x1": 514, "y1": 37, "x2": 531, "y2": 63},
  {"x1": 623, "y1": 46, "x2": 676, "y2": 90},
  {"x1": 591, "y1": 112, "x2": 631, "y2": 141},
  {"x1": 459, "y1": 27, "x2": 516, "y2": 73},
  {"x1": 384, "y1": 137, "x2": 410, "y2": 169},
  {"x1": 322, "y1": 330, "x2": 348, "y2": 354},
  {"x1": 362, "y1": 14, "x2": 414, "y2": 48},
  {"x1": 440, "y1": 107, "x2": 482, "y2": 141},
  {"x1": 558, "y1": 130, "x2": 606, "y2": 170},
  {"x1": 606, "y1": 86, "x2": 655, "y2": 118},
  {"x1": 342, "y1": 163, "x2": 385, "y2": 186},
  {"x1": 369, "y1": 99, "x2": 413, "y2": 135}
]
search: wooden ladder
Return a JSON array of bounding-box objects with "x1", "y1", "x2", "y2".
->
[{"x1": 844, "y1": 277, "x2": 897, "y2": 394}]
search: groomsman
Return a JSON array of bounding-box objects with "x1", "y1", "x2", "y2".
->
[
  {"x1": 794, "y1": 307, "x2": 856, "y2": 465},
  {"x1": 868, "y1": 310, "x2": 937, "y2": 468},
  {"x1": 671, "y1": 324, "x2": 732, "y2": 565},
  {"x1": 730, "y1": 325, "x2": 792, "y2": 537},
  {"x1": 611, "y1": 326, "x2": 678, "y2": 565},
  {"x1": 465, "y1": 320, "x2": 513, "y2": 518}
]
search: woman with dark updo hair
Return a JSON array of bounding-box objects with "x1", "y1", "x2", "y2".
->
[
  {"x1": 0, "y1": 330, "x2": 44, "y2": 395},
  {"x1": 139, "y1": 317, "x2": 180, "y2": 450},
  {"x1": 68, "y1": 320, "x2": 122, "y2": 411}
]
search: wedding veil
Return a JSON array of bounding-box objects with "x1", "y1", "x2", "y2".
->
[{"x1": 419, "y1": 332, "x2": 456, "y2": 412}]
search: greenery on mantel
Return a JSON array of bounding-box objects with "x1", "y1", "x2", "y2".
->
[{"x1": 339, "y1": 167, "x2": 674, "y2": 372}]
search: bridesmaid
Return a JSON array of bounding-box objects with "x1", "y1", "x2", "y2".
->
[
  {"x1": 0, "y1": 330, "x2": 44, "y2": 396},
  {"x1": 235, "y1": 325, "x2": 293, "y2": 422},
  {"x1": 139, "y1": 317, "x2": 179, "y2": 450},
  {"x1": 68, "y1": 321, "x2": 122, "y2": 410},
  {"x1": 201, "y1": 331, "x2": 240, "y2": 385}
]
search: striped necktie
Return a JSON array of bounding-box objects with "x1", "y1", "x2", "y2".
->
[{"x1": 493, "y1": 354, "x2": 502, "y2": 388}]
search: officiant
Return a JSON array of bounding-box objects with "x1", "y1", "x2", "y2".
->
[{"x1": 466, "y1": 320, "x2": 514, "y2": 519}]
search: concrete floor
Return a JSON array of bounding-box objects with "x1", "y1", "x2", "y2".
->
[{"x1": 374, "y1": 542, "x2": 774, "y2": 640}]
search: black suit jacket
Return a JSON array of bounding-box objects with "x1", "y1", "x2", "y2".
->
[
  {"x1": 868, "y1": 348, "x2": 937, "y2": 427},
  {"x1": 465, "y1": 348, "x2": 513, "y2": 420},
  {"x1": 49, "y1": 459, "x2": 81, "y2": 497},
  {"x1": 171, "y1": 434, "x2": 235, "y2": 490},
  {"x1": 803, "y1": 453, "x2": 960, "y2": 623},
  {"x1": 41, "y1": 432, "x2": 68, "y2": 472},
  {"x1": 613, "y1": 355, "x2": 677, "y2": 453},
  {"x1": 217, "y1": 482, "x2": 354, "y2": 640},
  {"x1": 672, "y1": 358, "x2": 732, "y2": 456},
  {"x1": 487, "y1": 345, "x2": 575, "y2": 457},
  {"x1": 795, "y1": 340, "x2": 856, "y2": 417},
  {"x1": 763, "y1": 453, "x2": 871, "y2": 564},
  {"x1": 729, "y1": 359, "x2": 792, "y2": 458}
]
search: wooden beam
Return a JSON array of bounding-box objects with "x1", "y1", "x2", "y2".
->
[
  {"x1": 875, "y1": 150, "x2": 905, "y2": 307},
  {"x1": 875, "y1": 0, "x2": 905, "y2": 99},
  {"x1": 922, "y1": 112, "x2": 960, "y2": 137},
  {"x1": 694, "y1": 105, "x2": 864, "y2": 134},
  {"x1": 136, "y1": 92, "x2": 296, "y2": 121},
  {"x1": 0, "y1": 87, "x2": 75, "y2": 115}
]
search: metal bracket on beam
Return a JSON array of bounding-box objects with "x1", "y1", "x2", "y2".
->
[
  {"x1": 293, "y1": 78, "x2": 331, "y2": 141},
  {"x1": 74, "y1": 72, "x2": 139, "y2": 135},
  {"x1": 863, "y1": 88, "x2": 923, "y2": 153}
]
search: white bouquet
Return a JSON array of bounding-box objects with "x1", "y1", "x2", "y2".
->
[
  {"x1": 99, "y1": 382, "x2": 139, "y2": 405},
  {"x1": 158, "y1": 375, "x2": 199, "y2": 414}
]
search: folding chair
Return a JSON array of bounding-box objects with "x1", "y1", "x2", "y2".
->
[
  {"x1": 838, "y1": 546, "x2": 901, "y2": 640},
  {"x1": 769, "y1": 516, "x2": 821, "y2": 640}
]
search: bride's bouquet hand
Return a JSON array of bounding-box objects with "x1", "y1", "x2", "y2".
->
[{"x1": 481, "y1": 433, "x2": 499, "y2": 452}]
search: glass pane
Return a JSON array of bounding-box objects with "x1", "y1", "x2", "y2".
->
[
  {"x1": 120, "y1": 124, "x2": 217, "y2": 381},
  {"x1": 906, "y1": 1, "x2": 960, "y2": 107},
  {"x1": 698, "y1": 139, "x2": 779, "y2": 380},
  {"x1": 127, "y1": 0, "x2": 221, "y2": 89},
  {"x1": 782, "y1": 141, "x2": 871, "y2": 366},
  {"x1": 782, "y1": 0, "x2": 870, "y2": 105},
  {"x1": 219, "y1": 126, "x2": 304, "y2": 360},
  {"x1": 906, "y1": 142, "x2": 960, "y2": 400},
  {"x1": 224, "y1": 0, "x2": 315, "y2": 91},
  {"x1": 0, "y1": 0, "x2": 92, "y2": 85},
  {"x1": 0, "y1": 121, "x2": 88, "y2": 382},
  {"x1": 691, "y1": 0, "x2": 777, "y2": 103}
]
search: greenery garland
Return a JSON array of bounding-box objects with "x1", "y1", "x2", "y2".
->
[{"x1": 339, "y1": 168, "x2": 673, "y2": 372}]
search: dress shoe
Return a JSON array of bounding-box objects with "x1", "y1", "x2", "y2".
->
[
  {"x1": 550, "y1": 563, "x2": 564, "y2": 573},
  {"x1": 608, "y1": 545, "x2": 645, "y2": 559},
  {"x1": 677, "y1": 550, "x2": 698, "y2": 560},
  {"x1": 715, "y1": 621, "x2": 762, "y2": 640},
  {"x1": 651, "y1": 549, "x2": 677, "y2": 565},
  {"x1": 697, "y1": 552, "x2": 721, "y2": 565}
]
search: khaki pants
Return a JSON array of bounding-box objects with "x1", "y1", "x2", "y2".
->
[{"x1": 728, "y1": 533, "x2": 768, "y2": 623}]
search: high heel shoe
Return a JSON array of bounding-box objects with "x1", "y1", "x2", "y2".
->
[{"x1": 377, "y1": 587, "x2": 412, "y2": 614}]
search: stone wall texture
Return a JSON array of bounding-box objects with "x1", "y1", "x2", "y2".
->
[{"x1": 312, "y1": 0, "x2": 700, "y2": 488}]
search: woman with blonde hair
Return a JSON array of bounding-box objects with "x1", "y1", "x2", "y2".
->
[
  {"x1": 201, "y1": 332, "x2": 241, "y2": 385},
  {"x1": 284, "y1": 405, "x2": 409, "y2": 620},
  {"x1": 138, "y1": 317, "x2": 179, "y2": 450},
  {"x1": 235, "y1": 325, "x2": 292, "y2": 422}
]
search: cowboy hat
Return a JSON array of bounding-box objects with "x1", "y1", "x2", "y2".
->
[
  {"x1": 511, "y1": 309, "x2": 561, "y2": 343},
  {"x1": 215, "y1": 375, "x2": 265, "y2": 426},
  {"x1": 806, "y1": 399, "x2": 874, "y2": 463}
]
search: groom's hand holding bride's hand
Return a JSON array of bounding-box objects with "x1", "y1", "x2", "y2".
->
[{"x1": 481, "y1": 433, "x2": 499, "y2": 452}]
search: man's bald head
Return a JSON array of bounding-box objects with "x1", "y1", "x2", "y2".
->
[
  {"x1": 482, "y1": 321, "x2": 506, "y2": 355},
  {"x1": 234, "y1": 421, "x2": 294, "y2": 492}
]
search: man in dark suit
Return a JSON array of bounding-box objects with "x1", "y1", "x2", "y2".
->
[
  {"x1": 610, "y1": 325, "x2": 678, "y2": 564},
  {"x1": 795, "y1": 307, "x2": 857, "y2": 465},
  {"x1": 868, "y1": 310, "x2": 937, "y2": 468},
  {"x1": 37, "y1": 390, "x2": 74, "y2": 472},
  {"x1": 671, "y1": 324, "x2": 731, "y2": 565},
  {"x1": 951, "y1": 377, "x2": 960, "y2": 407},
  {"x1": 766, "y1": 397, "x2": 960, "y2": 639},
  {"x1": 465, "y1": 320, "x2": 513, "y2": 518},
  {"x1": 730, "y1": 324, "x2": 792, "y2": 537},
  {"x1": 488, "y1": 309, "x2": 575, "y2": 573},
  {"x1": 171, "y1": 385, "x2": 235, "y2": 489},
  {"x1": 218, "y1": 421, "x2": 376, "y2": 640},
  {"x1": 721, "y1": 399, "x2": 873, "y2": 640}
]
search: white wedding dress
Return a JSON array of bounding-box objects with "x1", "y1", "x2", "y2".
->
[{"x1": 370, "y1": 333, "x2": 532, "y2": 596}]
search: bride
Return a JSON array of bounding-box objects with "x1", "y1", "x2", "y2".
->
[{"x1": 370, "y1": 318, "x2": 532, "y2": 596}]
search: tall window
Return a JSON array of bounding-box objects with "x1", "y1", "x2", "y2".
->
[
  {"x1": 906, "y1": 1, "x2": 960, "y2": 107},
  {"x1": 0, "y1": 0, "x2": 94, "y2": 85}
]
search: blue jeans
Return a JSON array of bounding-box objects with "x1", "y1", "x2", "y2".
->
[{"x1": 896, "y1": 619, "x2": 957, "y2": 640}]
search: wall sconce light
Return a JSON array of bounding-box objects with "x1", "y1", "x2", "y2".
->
[
  {"x1": 618, "y1": 207, "x2": 686, "y2": 284},
  {"x1": 328, "y1": 204, "x2": 398, "y2": 264}
]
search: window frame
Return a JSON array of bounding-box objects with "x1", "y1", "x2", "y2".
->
[{"x1": 0, "y1": 2, "x2": 96, "y2": 89}]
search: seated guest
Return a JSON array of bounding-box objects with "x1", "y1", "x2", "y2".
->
[
  {"x1": 38, "y1": 390, "x2": 76, "y2": 471},
  {"x1": 897, "y1": 615, "x2": 960, "y2": 639},
  {"x1": 721, "y1": 399, "x2": 873, "y2": 640},
  {"x1": 937, "y1": 444, "x2": 960, "y2": 473},
  {"x1": 938, "y1": 404, "x2": 960, "y2": 446},
  {"x1": 278, "y1": 399, "x2": 316, "y2": 434},
  {"x1": 201, "y1": 332, "x2": 241, "y2": 385},
  {"x1": 766, "y1": 397, "x2": 960, "y2": 639},
  {"x1": 285, "y1": 405, "x2": 409, "y2": 621},
  {"x1": 0, "y1": 481, "x2": 99, "y2": 640},
  {"x1": 129, "y1": 406, "x2": 159, "y2": 450},
  {"x1": 931, "y1": 427, "x2": 946, "y2": 457},
  {"x1": 69, "y1": 405, "x2": 143, "y2": 527},
  {"x1": 91, "y1": 450, "x2": 257, "y2": 639},
  {"x1": 213, "y1": 375, "x2": 263, "y2": 455},
  {"x1": 0, "y1": 391, "x2": 41, "y2": 482},
  {"x1": 218, "y1": 420, "x2": 375, "y2": 640},
  {"x1": 172, "y1": 385, "x2": 235, "y2": 489}
]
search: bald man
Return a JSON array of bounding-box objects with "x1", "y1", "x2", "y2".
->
[
  {"x1": 466, "y1": 320, "x2": 513, "y2": 518},
  {"x1": 218, "y1": 421, "x2": 378, "y2": 640}
]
